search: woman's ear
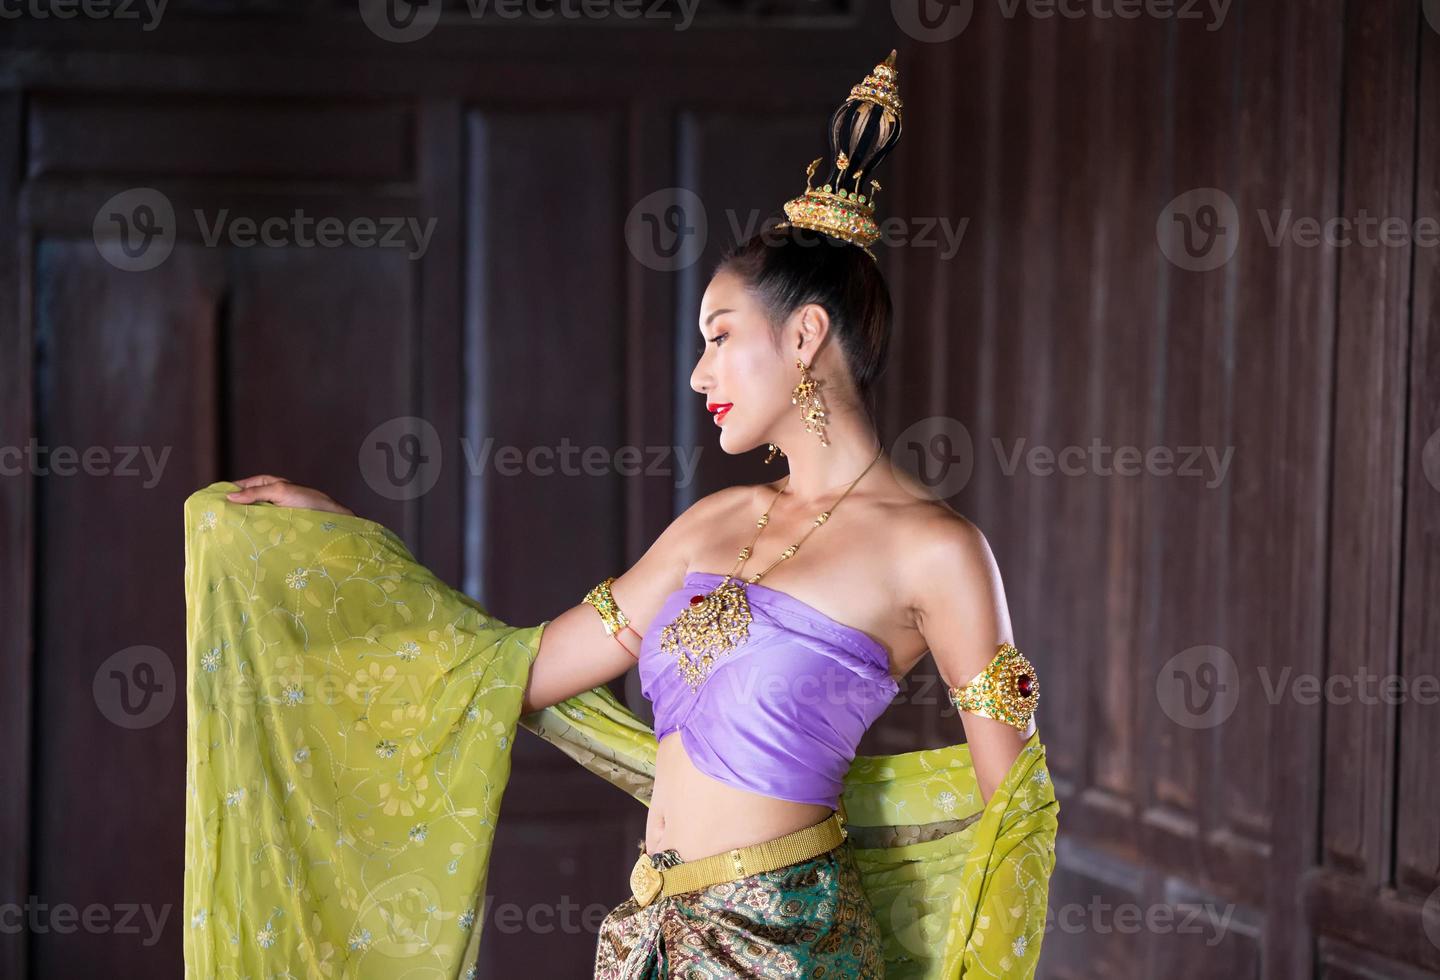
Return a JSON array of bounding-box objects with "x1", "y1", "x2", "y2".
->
[{"x1": 794, "y1": 304, "x2": 831, "y2": 356}]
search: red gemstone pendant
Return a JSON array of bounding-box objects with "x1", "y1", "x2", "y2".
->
[
  {"x1": 1017, "y1": 674, "x2": 1033, "y2": 697},
  {"x1": 689, "y1": 594, "x2": 704, "y2": 605}
]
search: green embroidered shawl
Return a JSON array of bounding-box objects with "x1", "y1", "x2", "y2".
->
[{"x1": 183, "y1": 483, "x2": 1058, "y2": 978}]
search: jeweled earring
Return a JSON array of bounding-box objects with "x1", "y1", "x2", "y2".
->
[
  {"x1": 764, "y1": 443, "x2": 786, "y2": 464},
  {"x1": 791, "y1": 358, "x2": 829, "y2": 446}
]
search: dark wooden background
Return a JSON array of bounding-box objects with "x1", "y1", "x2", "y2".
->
[{"x1": 2, "y1": 0, "x2": 1436, "y2": 976}]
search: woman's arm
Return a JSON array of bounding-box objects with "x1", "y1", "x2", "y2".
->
[
  {"x1": 224, "y1": 472, "x2": 721, "y2": 717},
  {"x1": 909, "y1": 514, "x2": 1034, "y2": 805},
  {"x1": 521, "y1": 490, "x2": 726, "y2": 714}
]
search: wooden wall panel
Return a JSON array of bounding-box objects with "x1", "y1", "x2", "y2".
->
[
  {"x1": 1321, "y1": 0, "x2": 1417, "y2": 884},
  {"x1": 27, "y1": 94, "x2": 414, "y2": 182},
  {"x1": 1396, "y1": 3, "x2": 1440, "y2": 909},
  {"x1": 1085, "y1": 10, "x2": 1170, "y2": 842},
  {"x1": 0, "y1": 91, "x2": 30, "y2": 980},
  {"x1": 29, "y1": 239, "x2": 223, "y2": 977},
  {"x1": 465, "y1": 109, "x2": 635, "y2": 972},
  {"x1": 225, "y1": 246, "x2": 418, "y2": 535},
  {"x1": 1143, "y1": 4, "x2": 1238, "y2": 875},
  {"x1": 1252, "y1": 1, "x2": 1342, "y2": 975}
]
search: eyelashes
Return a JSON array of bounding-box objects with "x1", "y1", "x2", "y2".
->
[{"x1": 695, "y1": 334, "x2": 728, "y2": 355}]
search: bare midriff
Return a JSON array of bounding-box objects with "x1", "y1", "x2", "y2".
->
[{"x1": 644, "y1": 730, "x2": 834, "y2": 862}]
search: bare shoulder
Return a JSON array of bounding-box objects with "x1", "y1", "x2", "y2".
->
[
  {"x1": 674, "y1": 481, "x2": 765, "y2": 528},
  {"x1": 892, "y1": 501, "x2": 1002, "y2": 629},
  {"x1": 657, "y1": 481, "x2": 773, "y2": 562}
]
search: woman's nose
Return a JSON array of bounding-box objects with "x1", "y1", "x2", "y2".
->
[{"x1": 690, "y1": 361, "x2": 710, "y2": 395}]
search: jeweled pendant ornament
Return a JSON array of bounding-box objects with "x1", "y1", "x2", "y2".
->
[
  {"x1": 657, "y1": 446, "x2": 884, "y2": 692},
  {"x1": 658, "y1": 574, "x2": 756, "y2": 691}
]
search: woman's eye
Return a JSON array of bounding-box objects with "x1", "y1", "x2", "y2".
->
[{"x1": 696, "y1": 334, "x2": 727, "y2": 355}]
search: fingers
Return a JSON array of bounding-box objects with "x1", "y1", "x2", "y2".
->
[
  {"x1": 227, "y1": 474, "x2": 286, "y2": 502},
  {"x1": 231, "y1": 474, "x2": 287, "y2": 489},
  {"x1": 226, "y1": 486, "x2": 276, "y2": 503}
]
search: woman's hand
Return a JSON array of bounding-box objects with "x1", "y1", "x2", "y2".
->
[{"x1": 225, "y1": 474, "x2": 356, "y2": 517}]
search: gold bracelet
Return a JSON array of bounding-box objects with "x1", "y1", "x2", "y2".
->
[
  {"x1": 947, "y1": 643, "x2": 1039, "y2": 731},
  {"x1": 582, "y1": 576, "x2": 631, "y2": 637}
]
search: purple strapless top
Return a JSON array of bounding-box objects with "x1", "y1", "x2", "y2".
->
[{"x1": 638, "y1": 571, "x2": 899, "y2": 807}]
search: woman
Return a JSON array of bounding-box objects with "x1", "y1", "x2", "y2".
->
[{"x1": 210, "y1": 51, "x2": 1055, "y2": 978}]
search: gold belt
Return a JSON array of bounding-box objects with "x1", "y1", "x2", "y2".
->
[{"x1": 628, "y1": 809, "x2": 848, "y2": 908}]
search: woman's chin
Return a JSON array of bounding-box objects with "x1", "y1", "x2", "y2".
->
[{"x1": 712, "y1": 424, "x2": 756, "y2": 455}]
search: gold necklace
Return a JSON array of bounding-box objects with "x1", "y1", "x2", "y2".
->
[{"x1": 660, "y1": 445, "x2": 885, "y2": 690}]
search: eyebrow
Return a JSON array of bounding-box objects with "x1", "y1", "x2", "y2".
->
[{"x1": 700, "y1": 308, "x2": 735, "y2": 331}]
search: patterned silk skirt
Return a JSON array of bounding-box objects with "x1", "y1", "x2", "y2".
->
[{"x1": 593, "y1": 834, "x2": 884, "y2": 979}]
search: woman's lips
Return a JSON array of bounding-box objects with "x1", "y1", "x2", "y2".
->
[{"x1": 712, "y1": 404, "x2": 733, "y2": 425}]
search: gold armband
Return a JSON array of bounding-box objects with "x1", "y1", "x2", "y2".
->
[
  {"x1": 947, "y1": 643, "x2": 1039, "y2": 731},
  {"x1": 582, "y1": 576, "x2": 631, "y2": 637}
]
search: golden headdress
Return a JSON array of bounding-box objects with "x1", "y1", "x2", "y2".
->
[{"x1": 776, "y1": 50, "x2": 904, "y2": 260}]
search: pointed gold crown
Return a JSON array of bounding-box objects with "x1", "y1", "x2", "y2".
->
[{"x1": 777, "y1": 50, "x2": 904, "y2": 260}]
